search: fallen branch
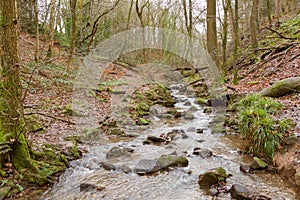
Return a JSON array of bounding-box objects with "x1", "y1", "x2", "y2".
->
[
  {"x1": 259, "y1": 77, "x2": 300, "y2": 97},
  {"x1": 264, "y1": 27, "x2": 299, "y2": 40},
  {"x1": 25, "y1": 112, "x2": 75, "y2": 125}
]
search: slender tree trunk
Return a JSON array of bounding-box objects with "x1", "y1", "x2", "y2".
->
[
  {"x1": 266, "y1": 0, "x2": 272, "y2": 25},
  {"x1": 126, "y1": 0, "x2": 134, "y2": 30},
  {"x1": 206, "y1": 0, "x2": 220, "y2": 69},
  {"x1": 275, "y1": 0, "x2": 280, "y2": 28},
  {"x1": 33, "y1": 0, "x2": 39, "y2": 62},
  {"x1": 67, "y1": 0, "x2": 77, "y2": 73},
  {"x1": 221, "y1": 0, "x2": 229, "y2": 74},
  {"x1": 47, "y1": 0, "x2": 56, "y2": 58},
  {"x1": 228, "y1": 0, "x2": 239, "y2": 84},
  {"x1": 250, "y1": 0, "x2": 259, "y2": 51}
]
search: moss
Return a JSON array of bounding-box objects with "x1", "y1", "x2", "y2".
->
[
  {"x1": 138, "y1": 118, "x2": 150, "y2": 125},
  {"x1": 0, "y1": 169, "x2": 7, "y2": 177}
]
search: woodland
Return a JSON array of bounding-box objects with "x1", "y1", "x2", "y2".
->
[{"x1": 0, "y1": 0, "x2": 300, "y2": 199}]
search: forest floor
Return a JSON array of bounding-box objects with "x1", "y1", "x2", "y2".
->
[{"x1": 8, "y1": 14, "x2": 300, "y2": 199}]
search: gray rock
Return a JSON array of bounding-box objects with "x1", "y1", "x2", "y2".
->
[
  {"x1": 184, "y1": 112, "x2": 195, "y2": 120},
  {"x1": 240, "y1": 164, "x2": 250, "y2": 173},
  {"x1": 208, "y1": 188, "x2": 219, "y2": 196},
  {"x1": 106, "y1": 146, "x2": 130, "y2": 159},
  {"x1": 193, "y1": 148, "x2": 213, "y2": 158},
  {"x1": 120, "y1": 164, "x2": 132, "y2": 173},
  {"x1": 80, "y1": 183, "x2": 96, "y2": 192},
  {"x1": 156, "y1": 154, "x2": 188, "y2": 169},
  {"x1": 135, "y1": 154, "x2": 188, "y2": 175},
  {"x1": 100, "y1": 162, "x2": 116, "y2": 171},
  {"x1": 230, "y1": 184, "x2": 252, "y2": 200},
  {"x1": 135, "y1": 159, "x2": 158, "y2": 175},
  {"x1": 187, "y1": 127, "x2": 196, "y2": 132},
  {"x1": 250, "y1": 157, "x2": 268, "y2": 171}
]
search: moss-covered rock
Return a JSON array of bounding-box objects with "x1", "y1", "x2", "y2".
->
[{"x1": 198, "y1": 167, "x2": 227, "y2": 189}]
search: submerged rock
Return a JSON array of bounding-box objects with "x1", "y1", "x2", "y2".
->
[
  {"x1": 240, "y1": 164, "x2": 250, "y2": 173},
  {"x1": 120, "y1": 164, "x2": 132, "y2": 173},
  {"x1": 135, "y1": 154, "x2": 188, "y2": 175},
  {"x1": 156, "y1": 154, "x2": 188, "y2": 169},
  {"x1": 100, "y1": 162, "x2": 116, "y2": 171},
  {"x1": 80, "y1": 183, "x2": 97, "y2": 192},
  {"x1": 198, "y1": 167, "x2": 227, "y2": 189},
  {"x1": 193, "y1": 148, "x2": 213, "y2": 158},
  {"x1": 135, "y1": 159, "x2": 158, "y2": 175},
  {"x1": 106, "y1": 146, "x2": 130, "y2": 159},
  {"x1": 184, "y1": 112, "x2": 195, "y2": 120},
  {"x1": 230, "y1": 184, "x2": 253, "y2": 200}
]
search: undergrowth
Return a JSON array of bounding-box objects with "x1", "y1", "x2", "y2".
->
[{"x1": 238, "y1": 94, "x2": 294, "y2": 161}]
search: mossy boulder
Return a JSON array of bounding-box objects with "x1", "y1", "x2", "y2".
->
[
  {"x1": 198, "y1": 167, "x2": 227, "y2": 189},
  {"x1": 156, "y1": 154, "x2": 188, "y2": 169}
]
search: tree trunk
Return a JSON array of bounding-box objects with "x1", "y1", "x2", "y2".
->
[
  {"x1": 67, "y1": 0, "x2": 77, "y2": 73},
  {"x1": 206, "y1": 0, "x2": 220, "y2": 69},
  {"x1": 260, "y1": 77, "x2": 300, "y2": 97},
  {"x1": 33, "y1": 0, "x2": 39, "y2": 62},
  {"x1": 250, "y1": 0, "x2": 259, "y2": 51},
  {"x1": 275, "y1": 0, "x2": 280, "y2": 28},
  {"x1": 0, "y1": 0, "x2": 50, "y2": 185},
  {"x1": 126, "y1": 0, "x2": 134, "y2": 30},
  {"x1": 221, "y1": 0, "x2": 229, "y2": 74},
  {"x1": 47, "y1": 0, "x2": 56, "y2": 58},
  {"x1": 228, "y1": 0, "x2": 239, "y2": 84}
]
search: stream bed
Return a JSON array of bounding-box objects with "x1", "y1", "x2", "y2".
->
[{"x1": 39, "y1": 84, "x2": 296, "y2": 200}]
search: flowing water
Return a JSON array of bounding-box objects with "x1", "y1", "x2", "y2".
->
[{"x1": 39, "y1": 84, "x2": 296, "y2": 200}]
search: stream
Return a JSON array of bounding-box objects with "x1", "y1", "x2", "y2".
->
[{"x1": 39, "y1": 84, "x2": 296, "y2": 200}]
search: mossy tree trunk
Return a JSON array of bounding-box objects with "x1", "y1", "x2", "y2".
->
[
  {"x1": 260, "y1": 77, "x2": 300, "y2": 97},
  {"x1": 0, "y1": 0, "x2": 50, "y2": 185}
]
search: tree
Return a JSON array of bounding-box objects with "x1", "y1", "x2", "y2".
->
[
  {"x1": 228, "y1": 0, "x2": 239, "y2": 84},
  {"x1": 0, "y1": 0, "x2": 50, "y2": 184},
  {"x1": 206, "y1": 0, "x2": 219, "y2": 69},
  {"x1": 67, "y1": 0, "x2": 78, "y2": 73},
  {"x1": 32, "y1": 0, "x2": 39, "y2": 62},
  {"x1": 47, "y1": 0, "x2": 56, "y2": 58},
  {"x1": 250, "y1": 0, "x2": 259, "y2": 50}
]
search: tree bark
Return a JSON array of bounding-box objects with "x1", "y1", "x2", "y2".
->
[
  {"x1": 0, "y1": 0, "x2": 50, "y2": 185},
  {"x1": 33, "y1": 0, "x2": 39, "y2": 62},
  {"x1": 206, "y1": 0, "x2": 220, "y2": 69},
  {"x1": 250, "y1": 0, "x2": 259, "y2": 51},
  {"x1": 260, "y1": 77, "x2": 300, "y2": 97},
  {"x1": 67, "y1": 0, "x2": 77, "y2": 73},
  {"x1": 47, "y1": 0, "x2": 56, "y2": 58}
]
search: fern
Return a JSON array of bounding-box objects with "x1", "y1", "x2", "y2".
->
[{"x1": 0, "y1": 141, "x2": 12, "y2": 155}]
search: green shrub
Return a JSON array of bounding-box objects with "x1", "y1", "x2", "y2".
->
[{"x1": 238, "y1": 94, "x2": 293, "y2": 160}]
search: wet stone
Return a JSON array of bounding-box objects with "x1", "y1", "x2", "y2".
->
[
  {"x1": 184, "y1": 112, "x2": 195, "y2": 120},
  {"x1": 250, "y1": 157, "x2": 268, "y2": 171},
  {"x1": 80, "y1": 183, "x2": 97, "y2": 192},
  {"x1": 208, "y1": 188, "x2": 219, "y2": 196},
  {"x1": 106, "y1": 146, "x2": 130, "y2": 159},
  {"x1": 230, "y1": 184, "x2": 253, "y2": 200},
  {"x1": 196, "y1": 128, "x2": 204, "y2": 134},
  {"x1": 100, "y1": 162, "x2": 116, "y2": 171},
  {"x1": 187, "y1": 127, "x2": 196, "y2": 132},
  {"x1": 240, "y1": 164, "x2": 250, "y2": 173},
  {"x1": 135, "y1": 159, "x2": 157, "y2": 175},
  {"x1": 120, "y1": 164, "x2": 132, "y2": 174},
  {"x1": 193, "y1": 147, "x2": 213, "y2": 158}
]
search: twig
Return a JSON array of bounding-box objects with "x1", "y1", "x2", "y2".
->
[{"x1": 25, "y1": 112, "x2": 75, "y2": 125}]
